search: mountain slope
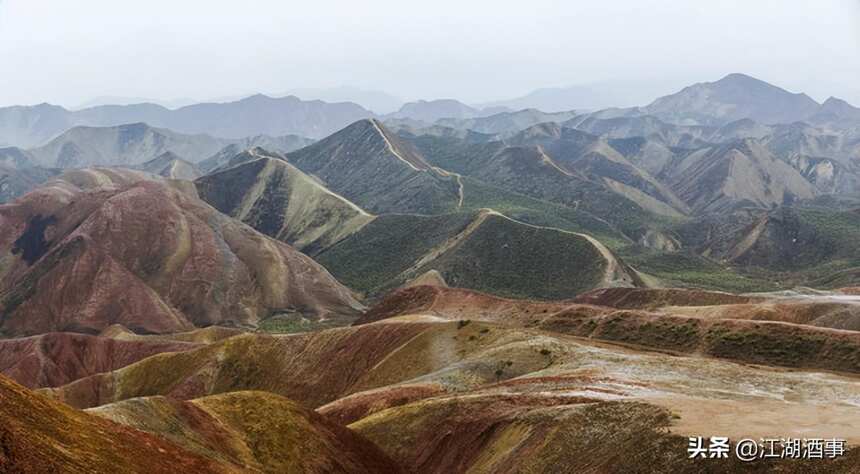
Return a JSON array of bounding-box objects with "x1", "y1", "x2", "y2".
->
[
  {"x1": 316, "y1": 209, "x2": 639, "y2": 299},
  {"x1": 809, "y1": 97, "x2": 860, "y2": 126},
  {"x1": 0, "y1": 164, "x2": 59, "y2": 204},
  {"x1": 287, "y1": 119, "x2": 461, "y2": 214},
  {"x1": 196, "y1": 150, "x2": 374, "y2": 254},
  {"x1": 405, "y1": 124, "x2": 676, "y2": 237},
  {"x1": 666, "y1": 139, "x2": 817, "y2": 212},
  {"x1": 0, "y1": 169, "x2": 362, "y2": 337},
  {"x1": 565, "y1": 114, "x2": 713, "y2": 148},
  {"x1": 197, "y1": 135, "x2": 315, "y2": 173},
  {"x1": 0, "y1": 146, "x2": 36, "y2": 169},
  {"x1": 510, "y1": 124, "x2": 689, "y2": 217},
  {"x1": 138, "y1": 151, "x2": 202, "y2": 180},
  {"x1": 677, "y1": 206, "x2": 860, "y2": 272},
  {"x1": 0, "y1": 103, "x2": 74, "y2": 148}
]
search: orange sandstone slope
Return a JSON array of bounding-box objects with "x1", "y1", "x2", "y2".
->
[
  {"x1": 0, "y1": 169, "x2": 362, "y2": 337},
  {"x1": 0, "y1": 373, "x2": 224, "y2": 473},
  {"x1": 0, "y1": 373, "x2": 401, "y2": 473},
  {"x1": 90, "y1": 391, "x2": 402, "y2": 473},
  {"x1": 46, "y1": 322, "x2": 434, "y2": 410},
  {"x1": 41, "y1": 318, "x2": 860, "y2": 473}
]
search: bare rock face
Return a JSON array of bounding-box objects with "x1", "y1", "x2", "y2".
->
[{"x1": 0, "y1": 169, "x2": 362, "y2": 337}]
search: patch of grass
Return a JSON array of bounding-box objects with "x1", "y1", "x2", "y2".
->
[
  {"x1": 315, "y1": 213, "x2": 474, "y2": 295},
  {"x1": 257, "y1": 314, "x2": 348, "y2": 334},
  {"x1": 457, "y1": 177, "x2": 629, "y2": 248},
  {"x1": 416, "y1": 214, "x2": 606, "y2": 300},
  {"x1": 620, "y1": 248, "x2": 778, "y2": 292}
]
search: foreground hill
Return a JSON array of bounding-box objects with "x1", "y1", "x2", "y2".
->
[
  {"x1": 39, "y1": 313, "x2": 860, "y2": 473},
  {"x1": 0, "y1": 373, "x2": 399, "y2": 473},
  {"x1": 316, "y1": 209, "x2": 640, "y2": 299},
  {"x1": 0, "y1": 169, "x2": 361, "y2": 336},
  {"x1": 195, "y1": 150, "x2": 375, "y2": 254},
  {"x1": 90, "y1": 391, "x2": 401, "y2": 473},
  {"x1": 0, "y1": 373, "x2": 223, "y2": 473}
]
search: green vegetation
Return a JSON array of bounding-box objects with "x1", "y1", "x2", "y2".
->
[
  {"x1": 620, "y1": 249, "x2": 778, "y2": 293},
  {"x1": 416, "y1": 214, "x2": 605, "y2": 299},
  {"x1": 317, "y1": 209, "x2": 609, "y2": 300},
  {"x1": 410, "y1": 134, "x2": 672, "y2": 240},
  {"x1": 651, "y1": 206, "x2": 860, "y2": 291},
  {"x1": 458, "y1": 177, "x2": 629, "y2": 248},
  {"x1": 258, "y1": 314, "x2": 351, "y2": 334},
  {"x1": 316, "y1": 213, "x2": 474, "y2": 295}
]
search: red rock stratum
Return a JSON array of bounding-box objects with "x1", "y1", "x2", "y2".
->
[{"x1": 0, "y1": 169, "x2": 362, "y2": 336}]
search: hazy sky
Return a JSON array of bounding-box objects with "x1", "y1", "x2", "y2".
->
[{"x1": 1, "y1": 0, "x2": 858, "y2": 108}]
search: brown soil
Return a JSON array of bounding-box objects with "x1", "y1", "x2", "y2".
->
[
  {"x1": 572, "y1": 287, "x2": 761, "y2": 310},
  {"x1": 357, "y1": 285, "x2": 569, "y2": 326}
]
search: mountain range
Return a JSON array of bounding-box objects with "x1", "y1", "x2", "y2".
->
[
  {"x1": 4, "y1": 72, "x2": 860, "y2": 473},
  {"x1": 0, "y1": 95, "x2": 372, "y2": 148},
  {"x1": 5, "y1": 74, "x2": 858, "y2": 152}
]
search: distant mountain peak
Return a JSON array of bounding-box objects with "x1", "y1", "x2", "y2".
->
[
  {"x1": 242, "y1": 93, "x2": 275, "y2": 101},
  {"x1": 517, "y1": 121, "x2": 563, "y2": 140},
  {"x1": 643, "y1": 73, "x2": 821, "y2": 126},
  {"x1": 390, "y1": 99, "x2": 482, "y2": 122},
  {"x1": 816, "y1": 96, "x2": 860, "y2": 118},
  {"x1": 822, "y1": 96, "x2": 850, "y2": 106},
  {"x1": 717, "y1": 72, "x2": 765, "y2": 84}
]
